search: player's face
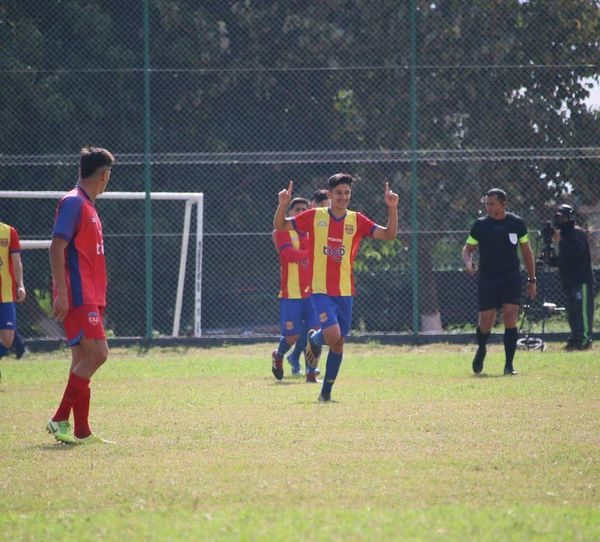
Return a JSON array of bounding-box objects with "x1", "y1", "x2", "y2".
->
[
  {"x1": 484, "y1": 195, "x2": 505, "y2": 218},
  {"x1": 289, "y1": 203, "x2": 308, "y2": 217},
  {"x1": 328, "y1": 184, "x2": 351, "y2": 212}
]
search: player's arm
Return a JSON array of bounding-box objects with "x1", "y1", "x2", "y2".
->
[
  {"x1": 274, "y1": 230, "x2": 307, "y2": 262},
  {"x1": 273, "y1": 180, "x2": 295, "y2": 232},
  {"x1": 519, "y1": 240, "x2": 537, "y2": 300},
  {"x1": 372, "y1": 182, "x2": 399, "y2": 240},
  {"x1": 50, "y1": 237, "x2": 69, "y2": 322},
  {"x1": 11, "y1": 252, "x2": 26, "y2": 302},
  {"x1": 462, "y1": 237, "x2": 478, "y2": 275}
]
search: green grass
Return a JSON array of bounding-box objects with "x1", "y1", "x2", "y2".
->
[{"x1": 1, "y1": 343, "x2": 599, "y2": 541}]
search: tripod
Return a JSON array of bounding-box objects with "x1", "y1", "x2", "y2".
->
[{"x1": 517, "y1": 235, "x2": 565, "y2": 351}]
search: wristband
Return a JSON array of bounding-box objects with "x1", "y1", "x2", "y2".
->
[{"x1": 527, "y1": 277, "x2": 537, "y2": 283}]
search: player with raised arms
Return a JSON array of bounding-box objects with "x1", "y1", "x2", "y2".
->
[{"x1": 274, "y1": 174, "x2": 398, "y2": 401}]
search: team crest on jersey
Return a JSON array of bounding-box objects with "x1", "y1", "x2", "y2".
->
[
  {"x1": 344, "y1": 225, "x2": 354, "y2": 235},
  {"x1": 285, "y1": 321, "x2": 294, "y2": 330},
  {"x1": 0, "y1": 239, "x2": 8, "y2": 247},
  {"x1": 319, "y1": 312, "x2": 328, "y2": 323},
  {"x1": 508, "y1": 233, "x2": 518, "y2": 245},
  {"x1": 87, "y1": 311, "x2": 100, "y2": 325}
]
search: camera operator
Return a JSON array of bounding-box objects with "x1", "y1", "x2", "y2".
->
[{"x1": 548, "y1": 204, "x2": 594, "y2": 350}]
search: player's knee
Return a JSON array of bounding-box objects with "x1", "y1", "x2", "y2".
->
[{"x1": 93, "y1": 346, "x2": 109, "y2": 367}]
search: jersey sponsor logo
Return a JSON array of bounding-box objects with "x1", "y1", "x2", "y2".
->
[
  {"x1": 508, "y1": 233, "x2": 518, "y2": 245},
  {"x1": 328, "y1": 237, "x2": 343, "y2": 243},
  {"x1": 88, "y1": 311, "x2": 100, "y2": 325},
  {"x1": 0, "y1": 239, "x2": 8, "y2": 247},
  {"x1": 323, "y1": 244, "x2": 346, "y2": 262},
  {"x1": 344, "y1": 225, "x2": 354, "y2": 235},
  {"x1": 319, "y1": 311, "x2": 328, "y2": 323},
  {"x1": 317, "y1": 221, "x2": 327, "y2": 228}
]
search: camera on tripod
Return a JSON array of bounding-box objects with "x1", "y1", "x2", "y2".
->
[{"x1": 539, "y1": 221, "x2": 555, "y2": 265}]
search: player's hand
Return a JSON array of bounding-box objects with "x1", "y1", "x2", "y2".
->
[
  {"x1": 465, "y1": 262, "x2": 477, "y2": 275},
  {"x1": 53, "y1": 294, "x2": 69, "y2": 323},
  {"x1": 384, "y1": 181, "x2": 399, "y2": 207},
  {"x1": 16, "y1": 286, "x2": 26, "y2": 303},
  {"x1": 278, "y1": 180, "x2": 293, "y2": 207},
  {"x1": 527, "y1": 282, "x2": 537, "y2": 300}
]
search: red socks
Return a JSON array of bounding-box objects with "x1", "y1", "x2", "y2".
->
[
  {"x1": 52, "y1": 372, "x2": 90, "y2": 425},
  {"x1": 73, "y1": 386, "x2": 92, "y2": 439}
]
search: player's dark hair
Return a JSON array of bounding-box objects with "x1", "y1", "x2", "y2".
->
[
  {"x1": 328, "y1": 173, "x2": 354, "y2": 189},
  {"x1": 311, "y1": 189, "x2": 329, "y2": 204},
  {"x1": 80, "y1": 146, "x2": 115, "y2": 179},
  {"x1": 486, "y1": 188, "x2": 507, "y2": 203},
  {"x1": 289, "y1": 197, "x2": 309, "y2": 209}
]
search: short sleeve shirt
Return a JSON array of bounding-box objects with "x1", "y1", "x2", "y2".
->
[
  {"x1": 0, "y1": 223, "x2": 21, "y2": 302},
  {"x1": 52, "y1": 186, "x2": 107, "y2": 307},
  {"x1": 466, "y1": 213, "x2": 528, "y2": 276}
]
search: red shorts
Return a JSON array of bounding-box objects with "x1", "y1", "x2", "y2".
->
[{"x1": 64, "y1": 305, "x2": 106, "y2": 346}]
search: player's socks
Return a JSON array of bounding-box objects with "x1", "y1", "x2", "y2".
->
[
  {"x1": 321, "y1": 350, "x2": 343, "y2": 397},
  {"x1": 53, "y1": 372, "x2": 90, "y2": 422},
  {"x1": 73, "y1": 386, "x2": 92, "y2": 439},
  {"x1": 277, "y1": 336, "x2": 292, "y2": 357},
  {"x1": 287, "y1": 340, "x2": 303, "y2": 366},
  {"x1": 503, "y1": 327, "x2": 518, "y2": 374},
  {"x1": 12, "y1": 332, "x2": 26, "y2": 359},
  {"x1": 472, "y1": 326, "x2": 490, "y2": 374}
]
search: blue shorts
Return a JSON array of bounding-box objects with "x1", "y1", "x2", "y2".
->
[
  {"x1": 279, "y1": 297, "x2": 318, "y2": 336},
  {"x1": 312, "y1": 294, "x2": 353, "y2": 336},
  {"x1": 0, "y1": 302, "x2": 16, "y2": 330}
]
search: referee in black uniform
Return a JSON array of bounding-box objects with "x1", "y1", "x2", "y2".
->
[{"x1": 462, "y1": 188, "x2": 537, "y2": 375}]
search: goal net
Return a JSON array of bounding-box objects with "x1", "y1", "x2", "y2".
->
[{"x1": 2, "y1": 190, "x2": 203, "y2": 339}]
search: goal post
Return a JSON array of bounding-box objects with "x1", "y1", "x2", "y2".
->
[{"x1": 4, "y1": 190, "x2": 204, "y2": 338}]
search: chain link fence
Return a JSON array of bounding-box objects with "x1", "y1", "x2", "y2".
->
[{"x1": 1, "y1": 1, "x2": 599, "y2": 340}]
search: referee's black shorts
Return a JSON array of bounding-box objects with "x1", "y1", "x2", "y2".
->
[{"x1": 478, "y1": 272, "x2": 522, "y2": 311}]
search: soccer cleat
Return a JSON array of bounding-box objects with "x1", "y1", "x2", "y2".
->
[
  {"x1": 472, "y1": 346, "x2": 486, "y2": 374},
  {"x1": 306, "y1": 372, "x2": 321, "y2": 383},
  {"x1": 271, "y1": 350, "x2": 284, "y2": 380},
  {"x1": 74, "y1": 433, "x2": 116, "y2": 445},
  {"x1": 503, "y1": 365, "x2": 518, "y2": 376},
  {"x1": 46, "y1": 419, "x2": 77, "y2": 445},
  {"x1": 305, "y1": 330, "x2": 322, "y2": 369},
  {"x1": 318, "y1": 391, "x2": 331, "y2": 402}
]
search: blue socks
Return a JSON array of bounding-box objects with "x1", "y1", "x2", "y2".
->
[
  {"x1": 321, "y1": 350, "x2": 343, "y2": 395},
  {"x1": 276, "y1": 336, "x2": 292, "y2": 357}
]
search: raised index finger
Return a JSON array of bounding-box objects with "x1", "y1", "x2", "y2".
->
[
  {"x1": 384, "y1": 181, "x2": 390, "y2": 193},
  {"x1": 288, "y1": 180, "x2": 293, "y2": 194}
]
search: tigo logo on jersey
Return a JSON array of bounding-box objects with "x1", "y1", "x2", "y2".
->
[
  {"x1": 323, "y1": 245, "x2": 346, "y2": 262},
  {"x1": 88, "y1": 311, "x2": 100, "y2": 326}
]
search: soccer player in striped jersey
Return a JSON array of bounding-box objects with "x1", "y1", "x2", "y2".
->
[
  {"x1": 0, "y1": 221, "x2": 27, "y2": 381},
  {"x1": 274, "y1": 173, "x2": 399, "y2": 401},
  {"x1": 286, "y1": 189, "x2": 331, "y2": 379},
  {"x1": 47, "y1": 147, "x2": 115, "y2": 445},
  {"x1": 271, "y1": 197, "x2": 320, "y2": 381}
]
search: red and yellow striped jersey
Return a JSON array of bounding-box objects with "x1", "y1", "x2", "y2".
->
[
  {"x1": 275, "y1": 230, "x2": 311, "y2": 299},
  {"x1": 0, "y1": 222, "x2": 21, "y2": 303},
  {"x1": 292, "y1": 208, "x2": 376, "y2": 296}
]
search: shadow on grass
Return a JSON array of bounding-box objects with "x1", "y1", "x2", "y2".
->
[{"x1": 472, "y1": 373, "x2": 519, "y2": 379}]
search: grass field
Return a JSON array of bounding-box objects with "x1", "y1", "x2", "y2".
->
[{"x1": 1, "y1": 343, "x2": 599, "y2": 541}]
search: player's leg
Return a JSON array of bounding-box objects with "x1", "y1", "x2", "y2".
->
[
  {"x1": 306, "y1": 295, "x2": 328, "y2": 368},
  {"x1": 303, "y1": 297, "x2": 321, "y2": 382},
  {"x1": 12, "y1": 330, "x2": 26, "y2": 359},
  {"x1": 0, "y1": 303, "x2": 17, "y2": 382},
  {"x1": 48, "y1": 306, "x2": 107, "y2": 444},
  {"x1": 315, "y1": 296, "x2": 352, "y2": 401},
  {"x1": 473, "y1": 275, "x2": 498, "y2": 374},
  {"x1": 502, "y1": 303, "x2": 520, "y2": 375},
  {"x1": 272, "y1": 299, "x2": 300, "y2": 380}
]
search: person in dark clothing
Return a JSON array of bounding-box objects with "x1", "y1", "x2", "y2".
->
[
  {"x1": 549, "y1": 204, "x2": 594, "y2": 350},
  {"x1": 462, "y1": 188, "x2": 537, "y2": 375}
]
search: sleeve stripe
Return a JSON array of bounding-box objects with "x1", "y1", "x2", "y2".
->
[
  {"x1": 466, "y1": 235, "x2": 479, "y2": 246},
  {"x1": 519, "y1": 233, "x2": 529, "y2": 243}
]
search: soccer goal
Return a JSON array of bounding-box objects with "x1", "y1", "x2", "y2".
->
[{"x1": 2, "y1": 190, "x2": 203, "y2": 338}]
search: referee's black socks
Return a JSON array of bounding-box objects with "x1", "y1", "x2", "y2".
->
[
  {"x1": 472, "y1": 327, "x2": 490, "y2": 374},
  {"x1": 503, "y1": 327, "x2": 518, "y2": 371},
  {"x1": 476, "y1": 326, "x2": 491, "y2": 349}
]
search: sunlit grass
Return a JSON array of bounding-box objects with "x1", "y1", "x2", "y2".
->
[{"x1": 0, "y1": 343, "x2": 598, "y2": 541}]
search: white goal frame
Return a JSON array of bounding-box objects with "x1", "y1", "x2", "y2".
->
[{"x1": 2, "y1": 190, "x2": 204, "y2": 338}]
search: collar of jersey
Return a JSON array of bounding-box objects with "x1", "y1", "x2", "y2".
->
[
  {"x1": 76, "y1": 184, "x2": 93, "y2": 203},
  {"x1": 328, "y1": 208, "x2": 347, "y2": 222}
]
